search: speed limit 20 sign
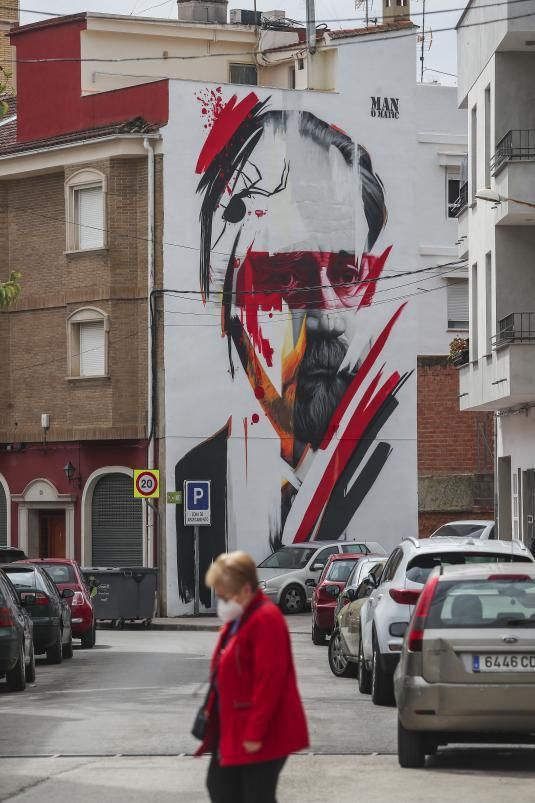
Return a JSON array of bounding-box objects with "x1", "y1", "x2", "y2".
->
[{"x1": 133, "y1": 469, "x2": 160, "y2": 498}]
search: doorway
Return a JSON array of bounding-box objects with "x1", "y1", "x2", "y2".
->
[{"x1": 38, "y1": 511, "x2": 66, "y2": 558}]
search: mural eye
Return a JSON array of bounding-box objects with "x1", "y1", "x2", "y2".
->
[{"x1": 222, "y1": 196, "x2": 247, "y2": 224}]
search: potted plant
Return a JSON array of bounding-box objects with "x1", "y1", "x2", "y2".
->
[{"x1": 449, "y1": 336, "x2": 469, "y2": 367}]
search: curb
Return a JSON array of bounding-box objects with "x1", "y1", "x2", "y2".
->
[{"x1": 150, "y1": 621, "x2": 220, "y2": 632}]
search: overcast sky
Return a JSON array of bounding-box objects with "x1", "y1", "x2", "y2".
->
[{"x1": 20, "y1": 0, "x2": 460, "y2": 86}]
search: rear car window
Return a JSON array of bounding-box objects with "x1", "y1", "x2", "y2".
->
[
  {"x1": 3, "y1": 568, "x2": 46, "y2": 593},
  {"x1": 325, "y1": 560, "x2": 356, "y2": 583},
  {"x1": 406, "y1": 552, "x2": 533, "y2": 585},
  {"x1": 340, "y1": 544, "x2": 369, "y2": 554},
  {"x1": 433, "y1": 524, "x2": 486, "y2": 538},
  {"x1": 41, "y1": 564, "x2": 76, "y2": 584},
  {"x1": 428, "y1": 578, "x2": 535, "y2": 628}
]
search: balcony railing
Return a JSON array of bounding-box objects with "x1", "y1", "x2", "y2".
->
[
  {"x1": 451, "y1": 181, "x2": 468, "y2": 217},
  {"x1": 494, "y1": 312, "x2": 535, "y2": 348},
  {"x1": 491, "y1": 129, "x2": 535, "y2": 175}
]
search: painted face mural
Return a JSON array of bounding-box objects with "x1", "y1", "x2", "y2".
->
[{"x1": 175, "y1": 90, "x2": 410, "y2": 606}]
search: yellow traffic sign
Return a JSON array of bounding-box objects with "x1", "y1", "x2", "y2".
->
[{"x1": 133, "y1": 469, "x2": 160, "y2": 498}]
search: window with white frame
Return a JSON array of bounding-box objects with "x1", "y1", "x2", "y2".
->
[
  {"x1": 447, "y1": 278, "x2": 469, "y2": 330},
  {"x1": 67, "y1": 308, "x2": 108, "y2": 378},
  {"x1": 65, "y1": 169, "x2": 106, "y2": 252}
]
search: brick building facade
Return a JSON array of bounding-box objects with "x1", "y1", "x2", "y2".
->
[
  {"x1": 0, "y1": 0, "x2": 17, "y2": 82},
  {"x1": 0, "y1": 15, "x2": 168, "y2": 565},
  {"x1": 417, "y1": 355, "x2": 494, "y2": 536}
]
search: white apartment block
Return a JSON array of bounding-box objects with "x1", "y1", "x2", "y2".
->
[{"x1": 457, "y1": 0, "x2": 535, "y2": 544}]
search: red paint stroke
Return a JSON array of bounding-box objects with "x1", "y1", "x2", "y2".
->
[
  {"x1": 196, "y1": 92, "x2": 259, "y2": 174},
  {"x1": 292, "y1": 370, "x2": 401, "y2": 544},
  {"x1": 251, "y1": 413, "x2": 260, "y2": 424},
  {"x1": 243, "y1": 417, "x2": 248, "y2": 480},
  {"x1": 358, "y1": 247, "x2": 392, "y2": 309},
  {"x1": 320, "y1": 302, "x2": 406, "y2": 449},
  {"x1": 236, "y1": 246, "x2": 282, "y2": 367},
  {"x1": 330, "y1": 123, "x2": 348, "y2": 136},
  {"x1": 255, "y1": 209, "x2": 267, "y2": 218},
  {"x1": 254, "y1": 386, "x2": 265, "y2": 399}
]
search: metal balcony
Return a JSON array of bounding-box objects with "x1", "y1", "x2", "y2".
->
[
  {"x1": 451, "y1": 181, "x2": 468, "y2": 217},
  {"x1": 494, "y1": 312, "x2": 535, "y2": 348},
  {"x1": 491, "y1": 130, "x2": 535, "y2": 175}
]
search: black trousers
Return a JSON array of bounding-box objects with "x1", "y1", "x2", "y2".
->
[{"x1": 206, "y1": 753, "x2": 287, "y2": 803}]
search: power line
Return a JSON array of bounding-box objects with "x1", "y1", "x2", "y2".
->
[{"x1": 11, "y1": 6, "x2": 535, "y2": 63}]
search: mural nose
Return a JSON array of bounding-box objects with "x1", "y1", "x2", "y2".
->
[{"x1": 306, "y1": 310, "x2": 346, "y2": 337}]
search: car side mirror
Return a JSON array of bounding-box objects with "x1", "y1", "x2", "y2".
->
[
  {"x1": 346, "y1": 587, "x2": 358, "y2": 602},
  {"x1": 363, "y1": 574, "x2": 378, "y2": 590},
  {"x1": 311, "y1": 563, "x2": 324, "y2": 572},
  {"x1": 325, "y1": 584, "x2": 340, "y2": 597},
  {"x1": 62, "y1": 588, "x2": 75, "y2": 599}
]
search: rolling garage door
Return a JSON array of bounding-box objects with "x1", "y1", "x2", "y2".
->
[
  {"x1": 91, "y1": 473, "x2": 143, "y2": 566},
  {"x1": 0, "y1": 482, "x2": 6, "y2": 547}
]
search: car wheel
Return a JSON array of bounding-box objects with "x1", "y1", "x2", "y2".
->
[
  {"x1": 398, "y1": 717, "x2": 427, "y2": 769},
  {"x1": 328, "y1": 628, "x2": 357, "y2": 677},
  {"x1": 62, "y1": 632, "x2": 74, "y2": 660},
  {"x1": 81, "y1": 624, "x2": 95, "y2": 649},
  {"x1": 25, "y1": 641, "x2": 36, "y2": 683},
  {"x1": 358, "y1": 636, "x2": 372, "y2": 694},
  {"x1": 46, "y1": 629, "x2": 63, "y2": 665},
  {"x1": 371, "y1": 638, "x2": 395, "y2": 706},
  {"x1": 312, "y1": 620, "x2": 327, "y2": 646},
  {"x1": 280, "y1": 585, "x2": 306, "y2": 614},
  {"x1": 6, "y1": 645, "x2": 26, "y2": 692}
]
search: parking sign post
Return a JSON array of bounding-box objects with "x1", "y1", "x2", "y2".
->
[{"x1": 184, "y1": 481, "x2": 211, "y2": 616}]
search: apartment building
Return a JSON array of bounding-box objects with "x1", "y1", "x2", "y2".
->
[{"x1": 457, "y1": 0, "x2": 535, "y2": 544}]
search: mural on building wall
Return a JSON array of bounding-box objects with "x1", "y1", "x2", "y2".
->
[{"x1": 174, "y1": 89, "x2": 411, "y2": 605}]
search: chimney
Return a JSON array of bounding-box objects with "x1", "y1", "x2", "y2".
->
[
  {"x1": 177, "y1": 0, "x2": 228, "y2": 24},
  {"x1": 383, "y1": 0, "x2": 410, "y2": 23},
  {"x1": 0, "y1": 0, "x2": 18, "y2": 91}
]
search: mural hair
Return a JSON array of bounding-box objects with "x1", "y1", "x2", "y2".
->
[{"x1": 196, "y1": 100, "x2": 387, "y2": 297}]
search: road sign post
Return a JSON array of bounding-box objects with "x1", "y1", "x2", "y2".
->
[{"x1": 184, "y1": 481, "x2": 211, "y2": 616}]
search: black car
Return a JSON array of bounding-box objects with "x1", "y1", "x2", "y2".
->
[
  {"x1": 0, "y1": 569, "x2": 35, "y2": 691},
  {"x1": 0, "y1": 547, "x2": 27, "y2": 564},
  {"x1": 0, "y1": 564, "x2": 74, "y2": 664}
]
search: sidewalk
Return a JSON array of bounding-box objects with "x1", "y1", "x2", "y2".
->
[
  {"x1": 1, "y1": 753, "x2": 533, "y2": 802},
  {"x1": 150, "y1": 612, "x2": 312, "y2": 634}
]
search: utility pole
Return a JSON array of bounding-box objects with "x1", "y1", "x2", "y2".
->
[
  {"x1": 420, "y1": 0, "x2": 426, "y2": 82},
  {"x1": 306, "y1": 0, "x2": 316, "y2": 55}
]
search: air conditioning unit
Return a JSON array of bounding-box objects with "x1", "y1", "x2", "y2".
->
[
  {"x1": 229, "y1": 8, "x2": 262, "y2": 25},
  {"x1": 262, "y1": 9, "x2": 286, "y2": 21}
]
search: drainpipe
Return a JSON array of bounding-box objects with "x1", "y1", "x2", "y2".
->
[
  {"x1": 305, "y1": 0, "x2": 316, "y2": 90},
  {"x1": 144, "y1": 136, "x2": 156, "y2": 568}
]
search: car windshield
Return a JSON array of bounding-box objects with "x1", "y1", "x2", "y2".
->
[
  {"x1": 41, "y1": 564, "x2": 76, "y2": 584},
  {"x1": 340, "y1": 544, "x2": 368, "y2": 554},
  {"x1": 406, "y1": 552, "x2": 533, "y2": 586},
  {"x1": 427, "y1": 578, "x2": 535, "y2": 628},
  {"x1": 325, "y1": 560, "x2": 356, "y2": 583},
  {"x1": 433, "y1": 524, "x2": 487, "y2": 538},
  {"x1": 258, "y1": 547, "x2": 316, "y2": 570}
]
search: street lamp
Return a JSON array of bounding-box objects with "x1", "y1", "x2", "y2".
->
[{"x1": 475, "y1": 188, "x2": 535, "y2": 209}]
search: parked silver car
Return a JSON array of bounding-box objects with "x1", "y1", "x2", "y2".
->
[
  {"x1": 257, "y1": 541, "x2": 386, "y2": 614},
  {"x1": 395, "y1": 562, "x2": 535, "y2": 768}
]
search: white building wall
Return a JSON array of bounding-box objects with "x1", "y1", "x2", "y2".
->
[{"x1": 161, "y1": 27, "x2": 467, "y2": 613}]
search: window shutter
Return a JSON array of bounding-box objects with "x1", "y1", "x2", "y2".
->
[
  {"x1": 79, "y1": 321, "x2": 105, "y2": 376},
  {"x1": 77, "y1": 186, "x2": 104, "y2": 249},
  {"x1": 447, "y1": 279, "x2": 469, "y2": 329},
  {"x1": 92, "y1": 474, "x2": 143, "y2": 566}
]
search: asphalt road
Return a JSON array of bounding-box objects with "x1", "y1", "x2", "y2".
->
[
  {"x1": 0, "y1": 614, "x2": 396, "y2": 758},
  {"x1": 1, "y1": 614, "x2": 535, "y2": 801}
]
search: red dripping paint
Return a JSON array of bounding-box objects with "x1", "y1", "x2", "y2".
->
[
  {"x1": 243, "y1": 417, "x2": 248, "y2": 480},
  {"x1": 251, "y1": 413, "x2": 260, "y2": 424},
  {"x1": 254, "y1": 209, "x2": 267, "y2": 218}
]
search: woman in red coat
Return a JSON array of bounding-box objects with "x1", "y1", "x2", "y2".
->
[{"x1": 200, "y1": 550, "x2": 309, "y2": 803}]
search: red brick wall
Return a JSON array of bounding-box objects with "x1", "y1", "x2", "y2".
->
[{"x1": 417, "y1": 356, "x2": 494, "y2": 475}]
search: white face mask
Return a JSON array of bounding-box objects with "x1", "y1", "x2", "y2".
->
[{"x1": 217, "y1": 598, "x2": 244, "y2": 624}]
